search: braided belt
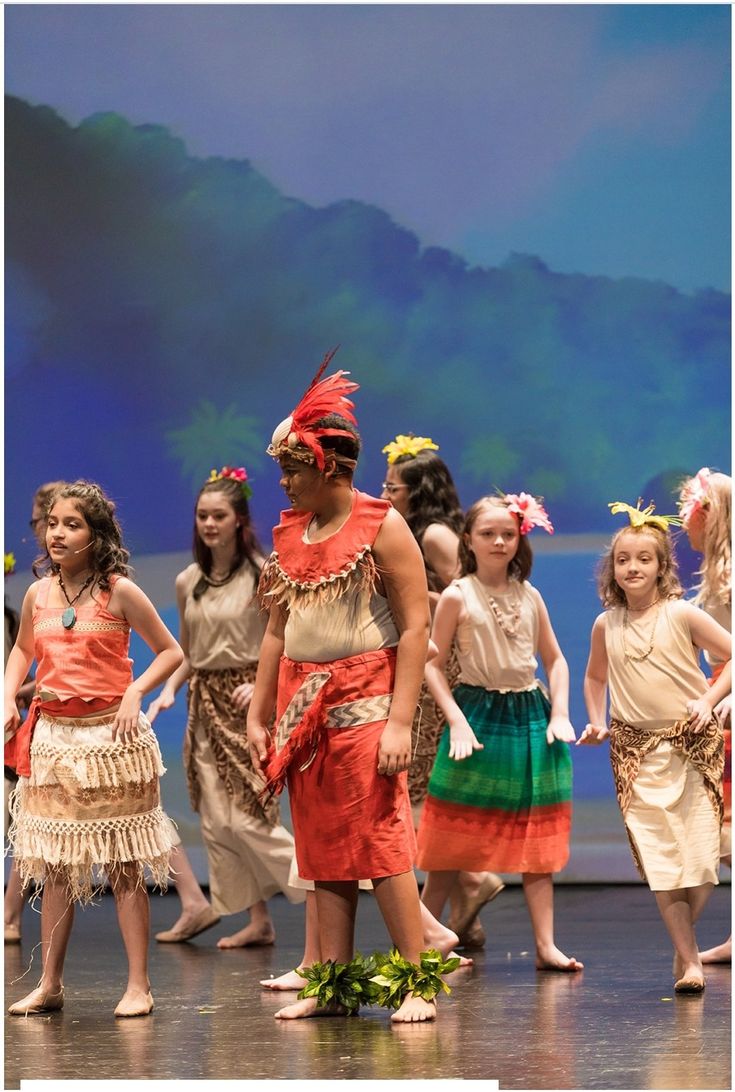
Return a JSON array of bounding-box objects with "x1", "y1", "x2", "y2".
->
[{"x1": 275, "y1": 671, "x2": 392, "y2": 758}]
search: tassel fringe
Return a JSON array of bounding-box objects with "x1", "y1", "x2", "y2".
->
[{"x1": 258, "y1": 549, "x2": 378, "y2": 612}]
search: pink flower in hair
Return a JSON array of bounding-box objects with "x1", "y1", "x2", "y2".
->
[
  {"x1": 504, "y1": 492, "x2": 554, "y2": 535},
  {"x1": 678, "y1": 467, "x2": 711, "y2": 526}
]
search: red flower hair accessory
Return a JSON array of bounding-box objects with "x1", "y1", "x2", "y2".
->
[
  {"x1": 267, "y1": 348, "x2": 359, "y2": 470},
  {"x1": 207, "y1": 466, "x2": 253, "y2": 500},
  {"x1": 504, "y1": 492, "x2": 554, "y2": 535},
  {"x1": 678, "y1": 468, "x2": 712, "y2": 526}
]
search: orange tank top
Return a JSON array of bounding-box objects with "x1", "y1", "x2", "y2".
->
[{"x1": 33, "y1": 575, "x2": 133, "y2": 702}]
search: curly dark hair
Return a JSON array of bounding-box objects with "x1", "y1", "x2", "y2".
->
[
  {"x1": 392, "y1": 450, "x2": 464, "y2": 544},
  {"x1": 315, "y1": 412, "x2": 361, "y2": 471},
  {"x1": 597, "y1": 524, "x2": 683, "y2": 608},
  {"x1": 33, "y1": 480, "x2": 131, "y2": 590},
  {"x1": 459, "y1": 496, "x2": 533, "y2": 582},
  {"x1": 193, "y1": 477, "x2": 263, "y2": 592}
]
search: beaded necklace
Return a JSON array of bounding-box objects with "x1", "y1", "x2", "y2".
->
[
  {"x1": 475, "y1": 577, "x2": 522, "y2": 639},
  {"x1": 622, "y1": 600, "x2": 661, "y2": 663}
]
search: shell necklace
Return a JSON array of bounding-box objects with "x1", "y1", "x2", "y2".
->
[
  {"x1": 57, "y1": 572, "x2": 95, "y2": 629},
  {"x1": 477, "y1": 577, "x2": 522, "y2": 639},
  {"x1": 622, "y1": 600, "x2": 661, "y2": 662}
]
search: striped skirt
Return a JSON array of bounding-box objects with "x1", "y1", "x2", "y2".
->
[
  {"x1": 8, "y1": 710, "x2": 173, "y2": 903},
  {"x1": 415, "y1": 684, "x2": 572, "y2": 874}
]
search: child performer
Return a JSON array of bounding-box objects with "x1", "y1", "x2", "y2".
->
[
  {"x1": 678, "y1": 470, "x2": 732, "y2": 964},
  {"x1": 4, "y1": 481, "x2": 182, "y2": 1017},
  {"x1": 248, "y1": 353, "x2": 452, "y2": 1022},
  {"x1": 146, "y1": 467, "x2": 304, "y2": 947},
  {"x1": 579, "y1": 500, "x2": 731, "y2": 992},
  {"x1": 416, "y1": 494, "x2": 582, "y2": 972},
  {"x1": 381, "y1": 435, "x2": 504, "y2": 948}
]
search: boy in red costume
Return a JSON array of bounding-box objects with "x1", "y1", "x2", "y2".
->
[{"x1": 247, "y1": 353, "x2": 439, "y2": 1021}]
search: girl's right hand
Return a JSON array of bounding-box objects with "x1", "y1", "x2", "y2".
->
[
  {"x1": 4, "y1": 700, "x2": 21, "y2": 739},
  {"x1": 145, "y1": 692, "x2": 174, "y2": 724},
  {"x1": 247, "y1": 722, "x2": 272, "y2": 780},
  {"x1": 448, "y1": 718, "x2": 484, "y2": 761},
  {"x1": 576, "y1": 723, "x2": 609, "y2": 746}
]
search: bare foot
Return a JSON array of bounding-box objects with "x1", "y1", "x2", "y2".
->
[
  {"x1": 420, "y1": 920, "x2": 472, "y2": 967},
  {"x1": 700, "y1": 937, "x2": 731, "y2": 964},
  {"x1": 536, "y1": 945, "x2": 584, "y2": 972},
  {"x1": 114, "y1": 988, "x2": 154, "y2": 1017},
  {"x1": 275, "y1": 997, "x2": 350, "y2": 1019},
  {"x1": 217, "y1": 922, "x2": 276, "y2": 949},
  {"x1": 260, "y1": 969, "x2": 308, "y2": 990},
  {"x1": 391, "y1": 995, "x2": 437, "y2": 1023},
  {"x1": 675, "y1": 963, "x2": 706, "y2": 993},
  {"x1": 155, "y1": 904, "x2": 220, "y2": 943}
]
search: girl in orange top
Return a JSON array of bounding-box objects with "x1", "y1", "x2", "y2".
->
[{"x1": 4, "y1": 481, "x2": 183, "y2": 1018}]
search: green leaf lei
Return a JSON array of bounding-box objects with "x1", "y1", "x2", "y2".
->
[
  {"x1": 297, "y1": 954, "x2": 380, "y2": 1014},
  {"x1": 368, "y1": 948, "x2": 461, "y2": 1010}
]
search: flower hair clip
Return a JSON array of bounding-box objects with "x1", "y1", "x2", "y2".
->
[
  {"x1": 608, "y1": 499, "x2": 682, "y2": 532},
  {"x1": 207, "y1": 466, "x2": 253, "y2": 500},
  {"x1": 503, "y1": 492, "x2": 554, "y2": 535},
  {"x1": 382, "y1": 434, "x2": 439, "y2": 464},
  {"x1": 4, "y1": 552, "x2": 16, "y2": 576},
  {"x1": 677, "y1": 468, "x2": 712, "y2": 526}
]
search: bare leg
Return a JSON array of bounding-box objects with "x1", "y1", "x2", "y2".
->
[
  {"x1": 218, "y1": 899, "x2": 276, "y2": 948},
  {"x1": 4, "y1": 860, "x2": 28, "y2": 942},
  {"x1": 700, "y1": 856, "x2": 731, "y2": 964},
  {"x1": 275, "y1": 881, "x2": 359, "y2": 1019},
  {"x1": 420, "y1": 869, "x2": 459, "y2": 922},
  {"x1": 155, "y1": 845, "x2": 219, "y2": 942},
  {"x1": 374, "y1": 871, "x2": 438, "y2": 1023},
  {"x1": 656, "y1": 886, "x2": 709, "y2": 991},
  {"x1": 261, "y1": 889, "x2": 319, "y2": 989},
  {"x1": 9, "y1": 873, "x2": 72, "y2": 1014},
  {"x1": 522, "y1": 873, "x2": 583, "y2": 972},
  {"x1": 110, "y1": 865, "x2": 154, "y2": 1016}
]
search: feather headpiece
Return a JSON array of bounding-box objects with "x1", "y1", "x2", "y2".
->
[
  {"x1": 267, "y1": 348, "x2": 359, "y2": 470},
  {"x1": 608, "y1": 499, "x2": 682, "y2": 532}
]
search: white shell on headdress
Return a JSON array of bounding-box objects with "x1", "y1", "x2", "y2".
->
[{"x1": 270, "y1": 415, "x2": 294, "y2": 448}]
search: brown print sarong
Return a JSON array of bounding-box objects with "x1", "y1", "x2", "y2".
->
[
  {"x1": 609, "y1": 715, "x2": 724, "y2": 879},
  {"x1": 184, "y1": 664, "x2": 280, "y2": 827}
]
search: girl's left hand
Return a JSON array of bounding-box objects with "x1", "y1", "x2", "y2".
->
[
  {"x1": 546, "y1": 715, "x2": 576, "y2": 744},
  {"x1": 714, "y1": 694, "x2": 732, "y2": 728},
  {"x1": 686, "y1": 697, "x2": 715, "y2": 733},
  {"x1": 231, "y1": 682, "x2": 255, "y2": 711},
  {"x1": 112, "y1": 686, "x2": 143, "y2": 743}
]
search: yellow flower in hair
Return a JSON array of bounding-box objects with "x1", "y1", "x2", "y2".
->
[
  {"x1": 608, "y1": 499, "x2": 682, "y2": 532},
  {"x1": 382, "y1": 434, "x2": 439, "y2": 464},
  {"x1": 4, "y1": 552, "x2": 16, "y2": 575}
]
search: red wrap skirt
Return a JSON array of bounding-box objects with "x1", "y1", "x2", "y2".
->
[{"x1": 272, "y1": 647, "x2": 416, "y2": 881}]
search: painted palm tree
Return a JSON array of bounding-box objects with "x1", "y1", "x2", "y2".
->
[{"x1": 166, "y1": 400, "x2": 264, "y2": 493}]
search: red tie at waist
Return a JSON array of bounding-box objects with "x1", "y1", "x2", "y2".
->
[{"x1": 4, "y1": 696, "x2": 121, "y2": 778}]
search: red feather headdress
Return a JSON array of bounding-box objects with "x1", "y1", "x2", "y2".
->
[{"x1": 267, "y1": 348, "x2": 360, "y2": 470}]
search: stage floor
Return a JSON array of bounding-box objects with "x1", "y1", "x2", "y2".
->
[{"x1": 5, "y1": 883, "x2": 731, "y2": 1089}]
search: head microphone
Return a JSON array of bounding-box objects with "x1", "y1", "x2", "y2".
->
[{"x1": 73, "y1": 541, "x2": 95, "y2": 555}]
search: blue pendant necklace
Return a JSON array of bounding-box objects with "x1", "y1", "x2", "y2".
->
[{"x1": 58, "y1": 572, "x2": 95, "y2": 629}]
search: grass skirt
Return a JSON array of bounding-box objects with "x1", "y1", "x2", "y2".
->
[
  {"x1": 8, "y1": 710, "x2": 173, "y2": 903},
  {"x1": 416, "y1": 684, "x2": 572, "y2": 873}
]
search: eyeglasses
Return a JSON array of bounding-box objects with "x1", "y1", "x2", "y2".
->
[{"x1": 381, "y1": 483, "x2": 408, "y2": 494}]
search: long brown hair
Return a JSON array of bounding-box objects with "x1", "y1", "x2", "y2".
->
[
  {"x1": 33, "y1": 480, "x2": 131, "y2": 591},
  {"x1": 193, "y1": 478, "x2": 263, "y2": 583},
  {"x1": 459, "y1": 496, "x2": 533, "y2": 583}
]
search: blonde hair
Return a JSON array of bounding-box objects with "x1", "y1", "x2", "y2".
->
[
  {"x1": 597, "y1": 524, "x2": 683, "y2": 608},
  {"x1": 685, "y1": 471, "x2": 732, "y2": 608}
]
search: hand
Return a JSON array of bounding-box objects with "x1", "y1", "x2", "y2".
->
[
  {"x1": 247, "y1": 722, "x2": 271, "y2": 780},
  {"x1": 145, "y1": 691, "x2": 174, "y2": 724},
  {"x1": 576, "y1": 723, "x2": 609, "y2": 746},
  {"x1": 112, "y1": 686, "x2": 143, "y2": 743},
  {"x1": 377, "y1": 721, "x2": 412, "y2": 776},
  {"x1": 231, "y1": 682, "x2": 255, "y2": 712},
  {"x1": 546, "y1": 715, "x2": 576, "y2": 745},
  {"x1": 448, "y1": 717, "x2": 484, "y2": 761},
  {"x1": 686, "y1": 696, "x2": 715, "y2": 733},
  {"x1": 4, "y1": 700, "x2": 21, "y2": 740},
  {"x1": 714, "y1": 694, "x2": 731, "y2": 728}
]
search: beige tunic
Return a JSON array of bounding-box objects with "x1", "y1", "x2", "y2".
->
[
  {"x1": 181, "y1": 563, "x2": 302, "y2": 915},
  {"x1": 454, "y1": 576, "x2": 539, "y2": 692},
  {"x1": 605, "y1": 599, "x2": 721, "y2": 890},
  {"x1": 284, "y1": 586, "x2": 398, "y2": 663}
]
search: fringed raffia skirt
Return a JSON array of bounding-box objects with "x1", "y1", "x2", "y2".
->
[{"x1": 8, "y1": 710, "x2": 173, "y2": 904}]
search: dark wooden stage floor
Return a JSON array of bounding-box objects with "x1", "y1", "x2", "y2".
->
[{"x1": 5, "y1": 883, "x2": 731, "y2": 1089}]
